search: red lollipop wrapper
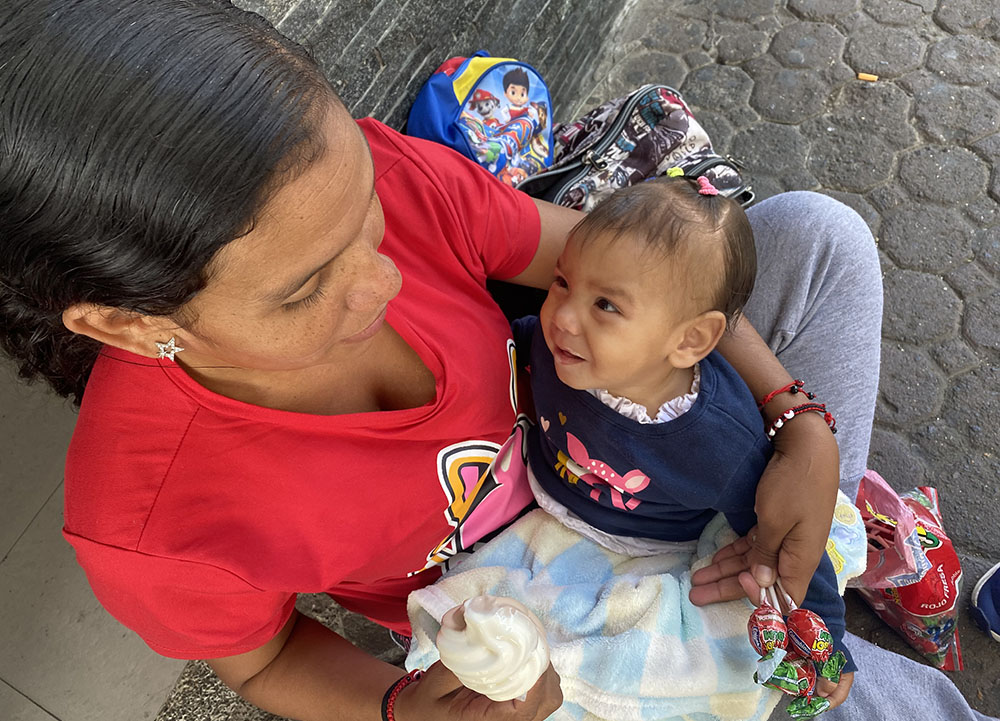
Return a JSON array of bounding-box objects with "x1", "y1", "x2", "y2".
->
[
  {"x1": 748, "y1": 602, "x2": 788, "y2": 656},
  {"x1": 787, "y1": 608, "x2": 834, "y2": 662}
]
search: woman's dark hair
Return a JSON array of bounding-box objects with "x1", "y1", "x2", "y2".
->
[
  {"x1": 0, "y1": 0, "x2": 335, "y2": 403},
  {"x1": 571, "y1": 178, "x2": 757, "y2": 329}
]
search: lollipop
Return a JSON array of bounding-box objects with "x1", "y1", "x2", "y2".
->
[
  {"x1": 766, "y1": 580, "x2": 833, "y2": 663},
  {"x1": 748, "y1": 591, "x2": 788, "y2": 656},
  {"x1": 436, "y1": 595, "x2": 549, "y2": 702},
  {"x1": 787, "y1": 608, "x2": 834, "y2": 663},
  {"x1": 748, "y1": 581, "x2": 844, "y2": 718}
]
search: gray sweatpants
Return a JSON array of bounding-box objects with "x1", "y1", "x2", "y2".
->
[{"x1": 745, "y1": 192, "x2": 995, "y2": 721}]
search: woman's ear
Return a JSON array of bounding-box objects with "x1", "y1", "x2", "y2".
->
[
  {"x1": 62, "y1": 303, "x2": 179, "y2": 358},
  {"x1": 667, "y1": 310, "x2": 727, "y2": 368}
]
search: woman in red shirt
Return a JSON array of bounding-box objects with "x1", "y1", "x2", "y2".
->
[{"x1": 0, "y1": 1, "x2": 905, "y2": 720}]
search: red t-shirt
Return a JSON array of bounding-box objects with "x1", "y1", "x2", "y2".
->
[{"x1": 63, "y1": 119, "x2": 540, "y2": 659}]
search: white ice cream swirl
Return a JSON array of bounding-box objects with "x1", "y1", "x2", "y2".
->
[{"x1": 436, "y1": 595, "x2": 550, "y2": 702}]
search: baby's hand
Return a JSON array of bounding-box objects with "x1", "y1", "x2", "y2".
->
[{"x1": 816, "y1": 671, "x2": 854, "y2": 711}]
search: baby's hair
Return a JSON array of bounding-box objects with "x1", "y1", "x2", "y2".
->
[
  {"x1": 503, "y1": 67, "x2": 530, "y2": 92},
  {"x1": 571, "y1": 178, "x2": 756, "y2": 329}
]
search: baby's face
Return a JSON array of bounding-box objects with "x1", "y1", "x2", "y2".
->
[{"x1": 539, "y1": 233, "x2": 697, "y2": 399}]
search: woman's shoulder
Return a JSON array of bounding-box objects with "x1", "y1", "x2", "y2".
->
[
  {"x1": 358, "y1": 118, "x2": 467, "y2": 185},
  {"x1": 64, "y1": 349, "x2": 206, "y2": 547}
]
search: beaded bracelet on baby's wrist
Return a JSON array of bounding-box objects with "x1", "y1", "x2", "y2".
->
[
  {"x1": 764, "y1": 401, "x2": 837, "y2": 440},
  {"x1": 381, "y1": 670, "x2": 423, "y2": 721}
]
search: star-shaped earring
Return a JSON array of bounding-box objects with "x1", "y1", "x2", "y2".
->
[{"x1": 155, "y1": 337, "x2": 185, "y2": 361}]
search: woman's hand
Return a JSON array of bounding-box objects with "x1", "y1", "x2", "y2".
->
[
  {"x1": 817, "y1": 671, "x2": 854, "y2": 711},
  {"x1": 690, "y1": 411, "x2": 840, "y2": 606},
  {"x1": 394, "y1": 661, "x2": 563, "y2": 721}
]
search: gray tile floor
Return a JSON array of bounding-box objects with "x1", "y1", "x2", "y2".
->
[{"x1": 1, "y1": 361, "x2": 184, "y2": 721}]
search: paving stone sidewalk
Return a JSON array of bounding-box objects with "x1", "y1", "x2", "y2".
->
[{"x1": 157, "y1": 1, "x2": 1000, "y2": 718}]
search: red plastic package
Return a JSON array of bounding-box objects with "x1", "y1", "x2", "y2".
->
[
  {"x1": 851, "y1": 469, "x2": 931, "y2": 587},
  {"x1": 855, "y1": 486, "x2": 964, "y2": 670}
]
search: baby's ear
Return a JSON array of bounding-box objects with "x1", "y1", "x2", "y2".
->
[{"x1": 668, "y1": 310, "x2": 727, "y2": 368}]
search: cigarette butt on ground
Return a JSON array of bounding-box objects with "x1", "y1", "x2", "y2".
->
[{"x1": 857, "y1": 72, "x2": 879, "y2": 82}]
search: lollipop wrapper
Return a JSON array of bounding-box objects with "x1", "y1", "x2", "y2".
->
[
  {"x1": 818, "y1": 651, "x2": 847, "y2": 682},
  {"x1": 756, "y1": 648, "x2": 787, "y2": 682},
  {"x1": 749, "y1": 603, "x2": 788, "y2": 656},
  {"x1": 787, "y1": 608, "x2": 834, "y2": 662},
  {"x1": 787, "y1": 695, "x2": 832, "y2": 719},
  {"x1": 755, "y1": 656, "x2": 816, "y2": 697},
  {"x1": 855, "y1": 486, "x2": 964, "y2": 671}
]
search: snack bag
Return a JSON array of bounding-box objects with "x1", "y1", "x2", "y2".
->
[
  {"x1": 849, "y1": 470, "x2": 931, "y2": 588},
  {"x1": 855, "y1": 486, "x2": 964, "y2": 670}
]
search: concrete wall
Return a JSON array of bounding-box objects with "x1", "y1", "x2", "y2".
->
[{"x1": 236, "y1": 0, "x2": 624, "y2": 129}]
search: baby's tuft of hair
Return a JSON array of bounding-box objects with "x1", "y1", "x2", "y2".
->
[{"x1": 570, "y1": 178, "x2": 756, "y2": 328}]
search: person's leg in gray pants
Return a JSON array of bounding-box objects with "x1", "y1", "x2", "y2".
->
[
  {"x1": 746, "y1": 192, "x2": 995, "y2": 721},
  {"x1": 744, "y1": 191, "x2": 881, "y2": 501}
]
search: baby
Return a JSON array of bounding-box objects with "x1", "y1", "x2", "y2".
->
[{"x1": 512, "y1": 176, "x2": 855, "y2": 698}]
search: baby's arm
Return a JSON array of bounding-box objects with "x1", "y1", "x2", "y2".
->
[
  {"x1": 724, "y1": 502, "x2": 856, "y2": 674},
  {"x1": 800, "y1": 554, "x2": 854, "y2": 672},
  {"x1": 798, "y1": 556, "x2": 855, "y2": 708},
  {"x1": 718, "y1": 457, "x2": 855, "y2": 708}
]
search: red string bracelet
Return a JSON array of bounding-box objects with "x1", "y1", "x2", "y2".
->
[
  {"x1": 757, "y1": 379, "x2": 816, "y2": 410},
  {"x1": 765, "y1": 402, "x2": 837, "y2": 440},
  {"x1": 381, "y1": 670, "x2": 424, "y2": 721}
]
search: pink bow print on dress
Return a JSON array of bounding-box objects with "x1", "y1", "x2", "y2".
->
[{"x1": 565, "y1": 432, "x2": 650, "y2": 510}]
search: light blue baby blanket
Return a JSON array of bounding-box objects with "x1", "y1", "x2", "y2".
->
[{"x1": 405, "y1": 509, "x2": 783, "y2": 721}]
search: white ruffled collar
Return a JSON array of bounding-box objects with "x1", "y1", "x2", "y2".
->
[{"x1": 586, "y1": 363, "x2": 701, "y2": 424}]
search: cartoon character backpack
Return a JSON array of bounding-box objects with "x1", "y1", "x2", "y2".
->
[{"x1": 407, "y1": 51, "x2": 554, "y2": 188}]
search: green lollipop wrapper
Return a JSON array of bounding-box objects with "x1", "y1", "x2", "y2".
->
[
  {"x1": 755, "y1": 656, "x2": 817, "y2": 697},
  {"x1": 818, "y1": 650, "x2": 847, "y2": 682},
  {"x1": 787, "y1": 695, "x2": 832, "y2": 719}
]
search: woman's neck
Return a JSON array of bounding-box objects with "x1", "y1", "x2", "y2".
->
[{"x1": 177, "y1": 325, "x2": 435, "y2": 415}]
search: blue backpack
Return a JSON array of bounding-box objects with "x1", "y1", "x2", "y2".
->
[{"x1": 408, "y1": 51, "x2": 554, "y2": 187}]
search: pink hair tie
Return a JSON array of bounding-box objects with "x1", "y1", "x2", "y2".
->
[{"x1": 696, "y1": 176, "x2": 719, "y2": 196}]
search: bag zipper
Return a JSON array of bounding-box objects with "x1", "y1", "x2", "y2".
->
[
  {"x1": 684, "y1": 154, "x2": 746, "y2": 176},
  {"x1": 682, "y1": 154, "x2": 754, "y2": 206},
  {"x1": 565, "y1": 84, "x2": 681, "y2": 168}
]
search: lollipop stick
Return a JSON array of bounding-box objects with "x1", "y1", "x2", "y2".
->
[{"x1": 775, "y1": 578, "x2": 797, "y2": 611}]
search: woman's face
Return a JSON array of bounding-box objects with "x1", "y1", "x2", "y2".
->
[{"x1": 173, "y1": 102, "x2": 401, "y2": 373}]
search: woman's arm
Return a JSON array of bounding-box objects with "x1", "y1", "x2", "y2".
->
[
  {"x1": 208, "y1": 610, "x2": 562, "y2": 721},
  {"x1": 689, "y1": 317, "x2": 840, "y2": 606},
  {"x1": 504, "y1": 199, "x2": 583, "y2": 289}
]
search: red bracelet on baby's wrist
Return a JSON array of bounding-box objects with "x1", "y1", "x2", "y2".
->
[
  {"x1": 381, "y1": 670, "x2": 423, "y2": 721},
  {"x1": 757, "y1": 379, "x2": 816, "y2": 410}
]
